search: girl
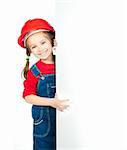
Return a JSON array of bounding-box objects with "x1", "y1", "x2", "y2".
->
[{"x1": 18, "y1": 18, "x2": 69, "y2": 150}]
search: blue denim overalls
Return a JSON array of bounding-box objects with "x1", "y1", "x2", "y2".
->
[{"x1": 30, "y1": 64, "x2": 56, "y2": 150}]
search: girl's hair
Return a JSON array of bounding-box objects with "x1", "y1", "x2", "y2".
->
[{"x1": 22, "y1": 31, "x2": 55, "y2": 79}]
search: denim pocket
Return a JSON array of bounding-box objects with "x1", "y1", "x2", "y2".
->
[
  {"x1": 32, "y1": 106, "x2": 50, "y2": 137},
  {"x1": 32, "y1": 105, "x2": 43, "y2": 125},
  {"x1": 47, "y1": 83, "x2": 56, "y2": 98}
]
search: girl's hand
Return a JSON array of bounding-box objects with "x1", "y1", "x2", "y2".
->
[
  {"x1": 53, "y1": 39, "x2": 57, "y2": 47},
  {"x1": 52, "y1": 39, "x2": 57, "y2": 55},
  {"x1": 51, "y1": 94, "x2": 70, "y2": 111}
]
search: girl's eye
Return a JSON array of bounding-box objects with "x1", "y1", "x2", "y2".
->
[
  {"x1": 41, "y1": 41, "x2": 46, "y2": 45},
  {"x1": 31, "y1": 46, "x2": 36, "y2": 49}
]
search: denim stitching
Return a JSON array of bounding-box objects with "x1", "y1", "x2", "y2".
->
[
  {"x1": 47, "y1": 83, "x2": 56, "y2": 98},
  {"x1": 36, "y1": 79, "x2": 41, "y2": 92},
  {"x1": 50, "y1": 85, "x2": 56, "y2": 88},
  {"x1": 34, "y1": 107, "x2": 43, "y2": 125},
  {"x1": 47, "y1": 83, "x2": 50, "y2": 96},
  {"x1": 34, "y1": 119, "x2": 43, "y2": 125},
  {"x1": 40, "y1": 108, "x2": 50, "y2": 137},
  {"x1": 33, "y1": 108, "x2": 51, "y2": 138}
]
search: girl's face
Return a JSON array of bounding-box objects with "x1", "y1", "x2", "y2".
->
[{"x1": 26, "y1": 31, "x2": 53, "y2": 62}]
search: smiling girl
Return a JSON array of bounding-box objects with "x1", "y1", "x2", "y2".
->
[{"x1": 18, "y1": 18, "x2": 69, "y2": 150}]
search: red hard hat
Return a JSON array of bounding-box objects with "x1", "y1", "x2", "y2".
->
[{"x1": 18, "y1": 18, "x2": 55, "y2": 48}]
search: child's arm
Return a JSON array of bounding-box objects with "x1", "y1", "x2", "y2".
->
[{"x1": 25, "y1": 94, "x2": 69, "y2": 111}]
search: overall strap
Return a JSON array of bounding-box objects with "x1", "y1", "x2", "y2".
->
[
  {"x1": 30, "y1": 64, "x2": 55, "y2": 79},
  {"x1": 30, "y1": 64, "x2": 42, "y2": 78}
]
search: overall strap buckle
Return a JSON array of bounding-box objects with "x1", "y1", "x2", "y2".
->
[{"x1": 30, "y1": 64, "x2": 45, "y2": 80}]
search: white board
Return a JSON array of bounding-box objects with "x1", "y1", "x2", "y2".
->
[{"x1": 56, "y1": 0, "x2": 125, "y2": 150}]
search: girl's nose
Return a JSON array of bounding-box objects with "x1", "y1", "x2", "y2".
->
[
  {"x1": 38, "y1": 48, "x2": 42, "y2": 52},
  {"x1": 37, "y1": 45, "x2": 43, "y2": 52}
]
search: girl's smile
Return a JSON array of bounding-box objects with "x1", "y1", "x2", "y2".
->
[{"x1": 26, "y1": 31, "x2": 53, "y2": 63}]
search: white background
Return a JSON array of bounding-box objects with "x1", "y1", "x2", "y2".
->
[{"x1": 0, "y1": 0, "x2": 126, "y2": 150}]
